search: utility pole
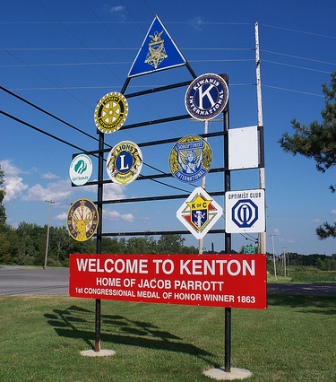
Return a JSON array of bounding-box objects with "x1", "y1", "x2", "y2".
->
[
  {"x1": 282, "y1": 247, "x2": 287, "y2": 277},
  {"x1": 199, "y1": 120, "x2": 208, "y2": 254},
  {"x1": 44, "y1": 199, "x2": 55, "y2": 269},
  {"x1": 255, "y1": 22, "x2": 266, "y2": 254},
  {"x1": 190, "y1": 118, "x2": 222, "y2": 255},
  {"x1": 269, "y1": 234, "x2": 277, "y2": 278}
]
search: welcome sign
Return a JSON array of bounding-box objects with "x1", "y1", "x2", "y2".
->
[{"x1": 69, "y1": 254, "x2": 266, "y2": 309}]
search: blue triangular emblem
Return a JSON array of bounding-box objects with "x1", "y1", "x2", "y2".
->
[{"x1": 128, "y1": 15, "x2": 186, "y2": 78}]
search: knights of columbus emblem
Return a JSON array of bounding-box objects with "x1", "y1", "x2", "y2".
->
[
  {"x1": 188, "y1": 195, "x2": 211, "y2": 232},
  {"x1": 144, "y1": 30, "x2": 168, "y2": 69},
  {"x1": 176, "y1": 187, "x2": 223, "y2": 240}
]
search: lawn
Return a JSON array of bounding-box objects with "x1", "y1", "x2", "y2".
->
[{"x1": 0, "y1": 295, "x2": 335, "y2": 381}]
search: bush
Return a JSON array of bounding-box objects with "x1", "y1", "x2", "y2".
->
[{"x1": 292, "y1": 271, "x2": 336, "y2": 283}]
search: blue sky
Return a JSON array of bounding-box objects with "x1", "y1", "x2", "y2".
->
[{"x1": 1, "y1": 0, "x2": 336, "y2": 256}]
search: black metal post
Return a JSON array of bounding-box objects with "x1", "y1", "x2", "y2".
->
[
  {"x1": 95, "y1": 130, "x2": 104, "y2": 352},
  {"x1": 222, "y1": 74, "x2": 232, "y2": 372}
]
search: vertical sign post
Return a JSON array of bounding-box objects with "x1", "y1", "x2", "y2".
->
[
  {"x1": 95, "y1": 130, "x2": 104, "y2": 352},
  {"x1": 223, "y1": 75, "x2": 232, "y2": 372}
]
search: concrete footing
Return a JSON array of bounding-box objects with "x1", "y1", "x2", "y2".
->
[
  {"x1": 80, "y1": 349, "x2": 116, "y2": 357},
  {"x1": 203, "y1": 367, "x2": 252, "y2": 380}
]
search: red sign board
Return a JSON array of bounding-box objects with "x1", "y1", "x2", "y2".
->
[{"x1": 69, "y1": 254, "x2": 266, "y2": 309}]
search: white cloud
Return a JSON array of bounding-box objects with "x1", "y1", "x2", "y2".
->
[
  {"x1": 189, "y1": 16, "x2": 205, "y2": 31},
  {"x1": 0, "y1": 159, "x2": 24, "y2": 176},
  {"x1": 3, "y1": 176, "x2": 29, "y2": 201},
  {"x1": 330, "y1": 209, "x2": 336, "y2": 215},
  {"x1": 105, "y1": 4, "x2": 126, "y2": 21},
  {"x1": 109, "y1": 5, "x2": 125, "y2": 13},
  {"x1": 23, "y1": 179, "x2": 72, "y2": 202},
  {"x1": 55, "y1": 212, "x2": 67, "y2": 221},
  {"x1": 103, "y1": 183, "x2": 125, "y2": 200},
  {"x1": 42, "y1": 172, "x2": 59, "y2": 180},
  {"x1": 104, "y1": 209, "x2": 134, "y2": 222},
  {"x1": 1, "y1": 160, "x2": 29, "y2": 201}
]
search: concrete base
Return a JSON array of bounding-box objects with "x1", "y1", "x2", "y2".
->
[
  {"x1": 203, "y1": 367, "x2": 252, "y2": 380},
  {"x1": 80, "y1": 349, "x2": 116, "y2": 357}
]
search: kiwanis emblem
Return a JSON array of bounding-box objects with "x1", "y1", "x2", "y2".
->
[
  {"x1": 169, "y1": 136, "x2": 212, "y2": 183},
  {"x1": 66, "y1": 198, "x2": 99, "y2": 242},
  {"x1": 145, "y1": 30, "x2": 168, "y2": 69},
  {"x1": 106, "y1": 141, "x2": 143, "y2": 185},
  {"x1": 176, "y1": 187, "x2": 223, "y2": 240},
  {"x1": 185, "y1": 73, "x2": 229, "y2": 120},
  {"x1": 94, "y1": 92, "x2": 128, "y2": 134}
]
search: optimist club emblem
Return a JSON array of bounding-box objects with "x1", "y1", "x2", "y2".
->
[
  {"x1": 169, "y1": 136, "x2": 212, "y2": 183},
  {"x1": 176, "y1": 187, "x2": 223, "y2": 240},
  {"x1": 185, "y1": 73, "x2": 229, "y2": 120},
  {"x1": 66, "y1": 198, "x2": 99, "y2": 242},
  {"x1": 106, "y1": 141, "x2": 143, "y2": 185},
  {"x1": 94, "y1": 92, "x2": 128, "y2": 133}
]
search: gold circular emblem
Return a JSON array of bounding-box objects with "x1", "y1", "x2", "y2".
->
[
  {"x1": 106, "y1": 141, "x2": 143, "y2": 185},
  {"x1": 66, "y1": 198, "x2": 99, "y2": 242},
  {"x1": 94, "y1": 92, "x2": 128, "y2": 133},
  {"x1": 169, "y1": 136, "x2": 212, "y2": 183}
]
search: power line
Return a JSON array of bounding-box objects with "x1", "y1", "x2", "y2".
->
[
  {"x1": 262, "y1": 84, "x2": 324, "y2": 98},
  {"x1": 0, "y1": 110, "x2": 87, "y2": 152},
  {"x1": 0, "y1": 96, "x2": 191, "y2": 193},
  {"x1": 262, "y1": 49, "x2": 336, "y2": 67},
  {"x1": 263, "y1": 60, "x2": 332, "y2": 75},
  {"x1": 1, "y1": 86, "x2": 102, "y2": 144},
  {"x1": 263, "y1": 24, "x2": 336, "y2": 40}
]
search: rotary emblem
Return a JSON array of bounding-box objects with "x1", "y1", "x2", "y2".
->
[
  {"x1": 66, "y1": 198, "x2": 99, "y2": 242},
  {"x1": 169, "y1": 136, "x2": 212, "y2": 183},
  {"x1": 94, "y1": 92, "x2": 128, "y2": 133},
  {"x1": 144, "y1": 30, "x2": 168, "y2": 69},
  {"x1": 106, "y1": 141, "x2": 143, "y2": 185}
]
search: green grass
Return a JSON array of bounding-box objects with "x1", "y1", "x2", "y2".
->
[{"x1": 1, "y1": 295, "x2": 336, "y2": 382}]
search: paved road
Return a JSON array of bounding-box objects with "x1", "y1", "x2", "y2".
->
[
  {"x1": 0, "y1": 266, "x2": 69, "y2": 296},
  {"x1": 1, "y1": 266, "x2": 336, "y2": 297}
]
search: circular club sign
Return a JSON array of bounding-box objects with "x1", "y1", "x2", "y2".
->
[
  {"x1": 169, "y1": 136, "x2": 212, "y2": 183},
  {"x1": 94, "y1": 92, "x2": 128, "y2": 133},
  {"x1": 185, "y1": 73, "x2": 229, "y2": 120},
  {"x1": 106, "y1": 141, "x2": 143, "y2": 184},
  {"x1": 69, "y1": 154, "x2": 93, "y2": 186},
  {"x1": 66, "y1": 198, "x2": 99, "y2": 242}
]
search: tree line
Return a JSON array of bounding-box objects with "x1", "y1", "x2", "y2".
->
[
  {"x1": 0, "y1": 221, "x2": 199, "y2": 267},
  {"x1": 286, "y1": 252, "x2": 336, "y2": 271}
]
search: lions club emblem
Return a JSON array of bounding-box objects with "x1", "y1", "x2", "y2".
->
[{"x1": 106, "y1": 141, "x2": 143, "y2": 185}]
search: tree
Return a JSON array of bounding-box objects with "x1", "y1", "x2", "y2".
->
[
  {"x1": 157, "y1": 234, "x2": 185, "y2": 253},
  {"x1": 0, "y1": 165, "x2": 11, "y2": 263},
  {"x1": 279, "y1": 72, "x2": 336, "y2": 239},
  {"x1": 0, "y1": 165, "x2": 6, "y2": 227}
]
